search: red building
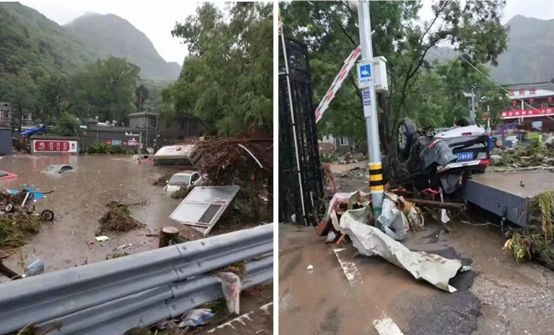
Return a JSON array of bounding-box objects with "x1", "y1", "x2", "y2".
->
[{"x1": 501, "y1": 88, "x2": 554, "y2": 132}]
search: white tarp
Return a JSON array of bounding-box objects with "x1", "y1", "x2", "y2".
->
[{"x1": 339, "y1": 207, "x2": 462, "y2": 293}]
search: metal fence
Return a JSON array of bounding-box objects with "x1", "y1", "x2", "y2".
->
[
  {"x1": 0, "y1": 224, "x2": 273, "y2": 335},
  {"x1": 279, "y1": 35, "x2": 324, "y2": 226}
]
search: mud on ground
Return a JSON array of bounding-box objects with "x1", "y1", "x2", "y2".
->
[{"x1": 279, "y1": 220, "x2": 554, "y2": 335}]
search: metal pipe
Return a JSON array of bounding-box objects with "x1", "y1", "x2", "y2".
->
[{"x1": 405, "y1": 198, "x2": 466, "y2": 210}]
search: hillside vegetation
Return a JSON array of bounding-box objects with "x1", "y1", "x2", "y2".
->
[{"x1": 65, "y1": 13, "x2": 181, "y2": 81}]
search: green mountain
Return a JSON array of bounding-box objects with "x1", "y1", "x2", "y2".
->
[
  {"x1": 490, "y1": 15, "x2": 554, "y2": 84},
  {"x1": 0, "y1": 2, "x2": 95, "y2": 77},
  {"x1": 65, "y1": 13, "x2": 181, "y2": 82},
  {"x1": 426, "y1": 15, "x2": 554, "y2": 85},
  {"x1": 0, "y1": 2, "x2": 180, "y2": 84}
]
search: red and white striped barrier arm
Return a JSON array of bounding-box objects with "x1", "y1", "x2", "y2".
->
[{"x1": 314, "y1": 46, "x2": 361, "y2": 123}]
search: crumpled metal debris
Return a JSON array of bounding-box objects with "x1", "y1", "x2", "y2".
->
[
  {"x1": 377, "y1": 197, "x2": 408, "y2": 241},
  {"x1": 340, "y1": 207, "x2": 462, "y2": 292}
]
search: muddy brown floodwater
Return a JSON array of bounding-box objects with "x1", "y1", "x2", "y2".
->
[{"x1": 0, "y1": 154, "x2": 183, "y2": 278}]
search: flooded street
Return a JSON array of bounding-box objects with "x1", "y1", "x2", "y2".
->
[{"x1": 0, "y1": 154, "x2": 183, "y2": 277}]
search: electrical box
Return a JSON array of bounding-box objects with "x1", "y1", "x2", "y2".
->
[{"x1": 372, "y1": 56, "x2": 388, "y2": 93}]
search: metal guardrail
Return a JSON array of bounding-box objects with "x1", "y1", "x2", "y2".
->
[{"x1": 0, "y1": 223, "x2": 273, "y2": 335}]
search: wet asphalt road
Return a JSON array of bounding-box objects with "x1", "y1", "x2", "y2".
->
[{"x1": 279, "y1": 221, "x2": 554, "y2": 335}]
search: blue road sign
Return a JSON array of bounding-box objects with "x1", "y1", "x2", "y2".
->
[
  {"x1": 360, "y1": 64, "x2": 371, "y2": 79},
  {"x1": 357, "y1": 60, "x2": 373, "y2": 88}
]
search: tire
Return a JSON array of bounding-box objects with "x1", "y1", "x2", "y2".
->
[
  {"x1": 40, "y1": 209, "x2": 54, "y2": 221},
  {"x1": 397, "y1": 119, "x2": 417, "y2": 162},
  {"x1": 4, "y1": 202, "x2": 13, "y2": 213}
]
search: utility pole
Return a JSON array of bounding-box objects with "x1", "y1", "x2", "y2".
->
[
  {"x1": 470, "y1": 85, "x2": 476, "y2": 120},
  {"x1": 357, "y1": 0, "x2": 383, "y2": 216}
]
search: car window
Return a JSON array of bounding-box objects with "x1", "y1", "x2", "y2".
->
[
  {"x1": 0, "y1": 172, "x2": 7, "y2": 178},
  {"x1": 59, "y1": 165, "x2": 73, "y2": 173},
  {"x1": 168, "y1": 174, "x2": 191, "y2": 185},
  {"x1": 191, "y1": 173, "x2": 199, "y2": 182}
]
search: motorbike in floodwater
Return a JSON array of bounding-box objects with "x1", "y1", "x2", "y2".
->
[
  {"x1": 2, "y1": 185, "x2": 54, "y2": 221},
  {"x1": 384, "y1": 118, "x2": 490, "y2": 195}
]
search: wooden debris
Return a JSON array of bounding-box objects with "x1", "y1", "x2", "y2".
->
[{"x1": 159, "y1": 226, "x2": 180, "y2": 248}]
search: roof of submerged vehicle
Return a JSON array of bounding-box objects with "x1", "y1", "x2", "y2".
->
[{"x1": 173, "y1": 170, "x2": 199, "y2": 175}]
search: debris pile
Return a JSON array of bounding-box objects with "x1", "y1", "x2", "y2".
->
[
  {"x1": 0, "y1": 188, "x2": 53, "y2": 249},
  {"x1": 153, "y1": 173, "x2": 173, "y2": 186},
  {"x1": 490, "y1": 141, "x2": 554, "y2": 170},
  {"x1": 314, "y1": 184, "x2": 478, "y2": 292},
  {"x1": 504, "y1": 191, "x2": 554, "y2": 270},
  {"x1": 98, "y1": 201, "x2": 144, "y2": 233},
  {"x1": 196, "y1": 137, "x2": 272, "y2": 185},
  {"x1": 316, "y1": 191, "x2": 424, "y2": 243},
  {"x1": 0, "y1": 213, "x2": 41, "y2": 248},
  {"x1": 170, "y1": 186, "x2": 193, "y2": 199},
  {"x1": 338, "y1": 152, "x2": 359, "y2": 165},
  {"x1": 195, "y1": 136, "x2": 273, "y2": 225}
]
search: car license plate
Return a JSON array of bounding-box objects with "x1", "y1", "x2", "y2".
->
[{"x1": 456, "y1": 151, "x2": 473, "y2": 161}]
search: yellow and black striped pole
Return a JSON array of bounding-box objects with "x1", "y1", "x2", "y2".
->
[{"x1": 368, "y1": 162, "x2": 384, "y2": 192}]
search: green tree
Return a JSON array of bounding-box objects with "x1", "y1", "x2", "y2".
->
[
  {"x1": 163, "y1": 2, "x2": 272, "y2": 136},
  {"x1": 36, "y1": 74, "x2": 69, "y2": 122},
  {"x1": 71, "y1": 57, "x2": 140, "y2": 123},
  {"x1": 281, "y1": 0, "x2": 508, "y2": 148},
  {"x1": 0, "y1": 72, "x2": 37, "y2": 132},
  {"x1": 52, "y1": 111, "x2": 81, "y2": 137},
  {"x1": 135, "y1": 84, "x2": 149, "y2": 112}
]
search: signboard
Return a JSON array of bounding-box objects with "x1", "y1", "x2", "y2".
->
[
  {"x1": 124, "y1": 138, "x2": 139, "y2": 147},
  {"x1": 362, "y1": 89, "x2": 371, "y2": 107},
  {"x1": 32, "y1": 140, "x2": 78, "y2": 154},
  {"x1": 501, "y1": 107, "x2": 554, "y2": 120},
  {"x1": 357, "y1": 59, "x2": 373, "y2": 88}
]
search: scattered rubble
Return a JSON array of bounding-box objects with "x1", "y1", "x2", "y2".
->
[
  {"x1": 490, "y1": 141, "x2": 554, "y2": 171},
  {"x1": 153, "y1": 173, "x2": 173, "y2": 186},
  {"x1": 98, "y1": 201, "x2": 145, "y2": 233},
  {"x1": 504, "y1": 190, "x2": 554, "y2": 269},
  {"x1": 0, "y1": 187, "x2": 53, "y2": 249},
  {"x1": 0, "y1": 214, "x2": 41, "y2": 249},
  {"x1": 340, "y1": 206, "x2": 463, "y2": 292},
  {"x1": 170, "y1": 185, "x2": 193, "y2": 199}
]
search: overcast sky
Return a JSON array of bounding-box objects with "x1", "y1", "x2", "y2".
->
[
  {"x1": 16, "y1": 0, "x2": 554, "y2": 65},
  {"x1": 420, "y1": 0, "x2": 554, "y2": 24},
  {"x1": 18, "y1": 0, "x2": 206, "y2": 64}
]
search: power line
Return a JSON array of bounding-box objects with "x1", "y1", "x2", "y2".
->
[{"x1": 456, "y1": 56, "x2": 545, "y2": 113}]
